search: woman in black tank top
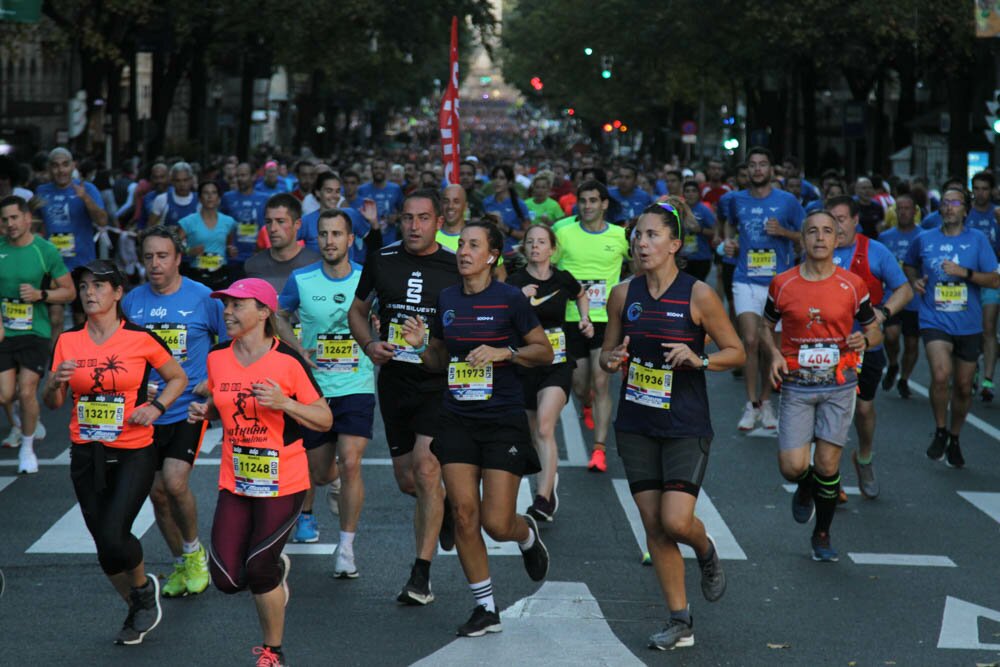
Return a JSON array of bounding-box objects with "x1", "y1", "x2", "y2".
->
[{"x1": 599, "y1": 203, "x2": 745, "y2": 650}]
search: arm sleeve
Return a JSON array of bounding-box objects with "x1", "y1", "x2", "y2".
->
[
  {"x1": 855, "y1": 288, "x2": 876, "y2": 326},
  {"x1": 278, "y1": 273, "x2": 301, "y2": 312}
]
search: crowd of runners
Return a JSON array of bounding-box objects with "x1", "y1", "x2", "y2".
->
[{"x1": 1, "y1": 144, "x2": 998, "y2": 663}]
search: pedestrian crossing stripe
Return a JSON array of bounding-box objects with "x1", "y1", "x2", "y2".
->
[
  {"x1": 0, "y1": 476, "x2": 16, "y2": 493},
  {"x1": 27, "y1": 499, "x2": 155, "y2": 554},
  {"x1": 611, "y1": 478, "x2": 748, "y2": 560}
]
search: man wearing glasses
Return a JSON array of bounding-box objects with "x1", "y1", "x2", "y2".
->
[
  {"x1": 717, "y1": 147, "x2": 806, "y2": 432},
  {"x1": 904, "y1": 187, "x2": 1000, "y2": 467}
]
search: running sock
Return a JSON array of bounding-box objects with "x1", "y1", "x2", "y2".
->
[
  {"x1": 470, "y1": 578, "x2": 496, "y2": 613},
  {"x1": 20, "y1": 434, "x2": 33, "y2": 454},
  {"x1": 793, "y1": 465, "x2": 813, "y2": 492},
  {"x1": 518, "y1": 523, "x2": 536, "y2": 551},
  {"x1": 856, "y1": 452, "x2": 873, "y2": 465},
  {"x1": 414, "y1": 558, "x2": 431, "y2": 579},
  {"x1": 301, "y1": 509, "x2": 313, "y2": 515},
  {"x1": 696, "y1": 539, "x2": 716, "y2": 566},
  {"x1": 339, "y1": 531, "x2": 355, "y2": 552},
  {"x1": 182, "y1": 538, "x2": 201, "y2": 554},
  {"x1": 669, "y1": 607, "x2": 691, "y2": 625},
  {"x1": 264, "y1": 644, "x2": 282, "y2": 655},
  {"x1": 593, "y1": 442, "x2": 606, "y2": 453},
  {"x1": 811, "y1": 470, "x2": 841, "y2": 534}
]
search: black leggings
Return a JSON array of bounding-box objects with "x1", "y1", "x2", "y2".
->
[
  {"x1": 209, "y1": 489, "x2": 305, "y2": 595},
  {"x1": 70, "y1": 443, "x2": 156, "y2": 576}
]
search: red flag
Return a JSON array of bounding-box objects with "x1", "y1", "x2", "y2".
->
[{"x1": 439, "y1": 16, "x2": 460, "y2": 184}]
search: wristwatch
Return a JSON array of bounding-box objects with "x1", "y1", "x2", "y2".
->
[
  {"x1": 877, "y1": 305, "x2": 891, "y2": 319},
  {"x1": 698, "y1": 354, "x2": 710, "y2": 370},
  {"x1": 40, "y1": 290, "x2": 48, "y2": 303},
  {"x1": 507, "y1": 345, "x2": 518, "y2": 361}
]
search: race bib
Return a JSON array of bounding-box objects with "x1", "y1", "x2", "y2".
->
[
  {"x1": 232, "y1": 445, "x2": 279, "y2": 497},
  {"x1": 195, "y1": 253, "x2": 223, "y2": 272},
  {"x1": 1, "y1": 299, "x2": 33, "y2": 331},
  {"x1": 51, "y1": 233, "x2": 76, "y2": 257},
  {"x1": 316, "y1": 333, "x2": 359, "y2": 372},
  {"x1": 546, "y1": 327, "x2": 566, "y2": 364},
  {"x1": 447, "y1": 359, "x2": 493, "y2": 401},
  {"x1": 747, "y1": 249, "x2": 777, "y2": 277},
  {"x1": 77, "y1": 394, "x2": 125, "y2": 442},
  {"x1": 237, "y1": 223, "x2": 258, "y2": 244},
  {"x1": 293, "y1": 324, "x2": 302, "y2": 341},
  {"x1": 797, "y1": 344, "x2": 840, "y2": 370},
  {"x1": 388, "y1": 319, "x2": 428, "y2": 364},
  {"x1": 625, "y1": 361, "x2": 673, "y2": 410},
  {"x1": 682, "y1": 232, "x2": 700, "y2": 256},
  {"x1": 582, "y1": 280, "x2": 607, "y2": 310},
  {"x1": 146, "y1": 323, "x2": 188, "y2": 361},
  {"x1": 934, "y1": 282, "x2": 968, "y2": 312}
]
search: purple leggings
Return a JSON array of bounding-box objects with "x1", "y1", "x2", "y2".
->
[{"x1": 209, "y1": 489, "x2": 304, "y2": 595}]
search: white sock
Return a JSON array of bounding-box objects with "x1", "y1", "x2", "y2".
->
[
  {"x1": 339, "y1": 531, "x2": 355, "y2": 551},
  {"x1": 20, "y1": 434, "x2": 34, "y2": 454},
  {"x1": 470, "y1": 578, "x2": 495, "y2": 613},
  {"x1": 518, "y1": 525, "x2": 536, "y2": 552},
  {"x1": 182, "y1": 538, "x2": 201, "y2": 554}
]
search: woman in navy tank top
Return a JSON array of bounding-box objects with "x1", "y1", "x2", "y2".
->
[{"x1": 600, "y1": 202, "x2": 745, "y2": 651}]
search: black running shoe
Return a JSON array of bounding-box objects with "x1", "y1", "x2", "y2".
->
[
  {"x1": 897, "y1": 378, "x2": 911, "y2": 399},
  {"x1": 520, "y1": 515, "x2": 549, "y2": 581},
  {"x1": 945, "y1": 435, "x2": 965, "y2": 469},
  {"x1": 456, "y1": 605, "x2": 502, "y2": 637},
  {"x1": 115, "y1": 575, "x2": 162, "y2": 645},
  {"x1": 698, "y1": 535, "x2": 726, "y2": 602},
  {"x1": 526, "y1": 494, "x2": 555, "y2": 523},
  {"x1": 439, "y1": 499, "x2": 455, "y2": 552},
  {"x1": 926, "y1": 429, "x2": 948, "y2": 461},
  {"x1": 396, "y1": 563, "x2": 434, "y2": 605},
  {"x1": 881, "y1": 365, "x2": 899, "y2": 391}
]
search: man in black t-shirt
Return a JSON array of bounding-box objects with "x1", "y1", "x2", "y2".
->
[{"x1": 348, "y1": 190, "x2": 460, "y2": 606}]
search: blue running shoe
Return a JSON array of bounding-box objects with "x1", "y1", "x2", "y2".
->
[
  {"x1": 810, "y1": 532, "x2": 839, "y2": 562},
  {"x1": 292, "y1": 513, "x2": 319, "y2": 543}
]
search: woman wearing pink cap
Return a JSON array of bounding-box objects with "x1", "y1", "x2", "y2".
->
[{"x1": 187, "y1": 277, "x2": 331, "y2": 667}]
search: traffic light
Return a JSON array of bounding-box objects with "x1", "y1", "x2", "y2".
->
[
  {"x1": 566, "y1": 108, "x2": 575, "y2": 116},
  {"x1": 530, "y1": 76, "x2": 543, "y2": 91},
  {"x1": 584, "y1": 47, "x2": 593, "y2": 56},
  {"x1": 601, "y1": 55, "x2": 613, "y2": 79},
  {"x1": 603, "y1": 123, "x2": 613, "y2": 133},
  {"x1": 986, "y1": 89, "x2": 1000, "y2": 144},
  {"x1": 723, "y1": 137, "x2": 740, "y2": 150}
]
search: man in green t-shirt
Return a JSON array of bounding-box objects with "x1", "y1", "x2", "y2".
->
[
  {"x1": 554, "y1": 181, "x2": 630, "y2": 472},
  {"x1": 525, "y1": 174, "x2": 566, "y2": 226},
  {"x1": 0, "y1": 195, "x2": 75, "y2": 473}
]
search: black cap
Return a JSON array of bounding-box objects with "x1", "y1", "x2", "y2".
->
[{"x1": 71, "y1": 260, "x2": 125, "y2": 287}]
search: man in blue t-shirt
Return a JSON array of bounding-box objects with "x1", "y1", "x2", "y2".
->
[
  {"x1": 828, "y1": 196, "x2": 912, "y2": 499},
  {"x1": 680, "y1": 180, "x2": 716, "y2": 281},
  {"x1": 122, "y1": 224, "x2": 227, "y2": 598},
  {"x1": 718, "y1": 147, "x2": 805, "y2": 433},
  {"x1": 609, "y1": 164, "x2": 653, "y2": 223},
  {"x1": 877, "y1": 194, "x2": 923, "y2": 398},
  {"x1": 298, "y1": 172, "x2": 373, "y2": 264},
  {"x1": 36, "y1": 147, "x2": 110, "y2": 271},
  {"x1": 904, "y1": 187, "x2": 1000, "y2": 467},
  {"x1": 221, "y1": 162, "x2": 270, "y2": 275},
  {"x1": 358, "y1": 158, "x2": 404, "y2": 246},
  {"x1": 968, "y1": 172, "x2": 1000, "y2": 401},
  {"x1": 254, "y1": 160, "x2": 289, "y2": 196}
]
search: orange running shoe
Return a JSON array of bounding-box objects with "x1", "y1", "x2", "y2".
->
[{"x1": 588, "y1": 448, "x2": 607, "y2": 472}]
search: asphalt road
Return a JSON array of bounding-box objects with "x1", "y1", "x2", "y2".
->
[{"x1": 3, "y1": 343, "x2": 1000, "y2": 666}]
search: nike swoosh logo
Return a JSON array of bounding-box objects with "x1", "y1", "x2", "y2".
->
[{"x1": 530, "y1": 292, "x2": 558, "y2": 306}]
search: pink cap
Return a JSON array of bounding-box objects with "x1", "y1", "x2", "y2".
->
[
  {"x1": 264, "y1": 160, "x2": 278, "y2": 170},
  {"x1": 211, "y1": 278, "x2": 278, "y2": 312}
]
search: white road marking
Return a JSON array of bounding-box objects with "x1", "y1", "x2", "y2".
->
[
  {"x1": 411, "y1": 581, "x2": 644, "y2": 666},
  {"x1": 957, "y1": 491, "x2": 1000, "y2": 525},
  {"x1": 0, "y1": 476, "x2": 16, "y2": 493},
  {"x1": 847, "y1": 553, "x2": 956, "y2": 567},
  {"x1": 199, "y1": 426, "x2": 222, "y2": 454},
  {"x1": 907, "y1": 380, "x2": 1000, "y2": 442},
  {"x1": 611, "y1": 479, "x2": 747, "y2": 560},
  {"x1": 439, "y1": 477, "x2": 533, "y2": 556},
  {"x1": 560, "y1": 399, "x2": 589, "y2": 467},
  {"x1": 283, "y1": 543, "x2": 336, "y2": 556},
  {"x1": 938, "y1": 596, "x2": 1000, "y2": 649},
  {"x1": 746, "y1": 427, "x2": 778, "y2": 438},
  {"x1": 27, "y1": 499, "x2": 155, "y2": 554},
  {"x1": 783, "y1": 483, "x2": 862, "y2": 496}
]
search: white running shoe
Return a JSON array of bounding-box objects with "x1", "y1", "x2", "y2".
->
[
  {"x1": 759, "y1": 400, "x2": 778, "y2": 430},
  {"x1": 2, "y1": 426, "x2": 22, "y2": 449},
  {"x1": 737, "y1": 402, "x2": 759, "y2": 431},
  {"x1": 333, "y1": 544, "x2": 358, "y2": 579},
  {"x1": 18, "y1": 448, "x2": 38, "y2": 474},
  {"x1": 33, "y1": 422, "x2": 46, "y2": 440}
]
